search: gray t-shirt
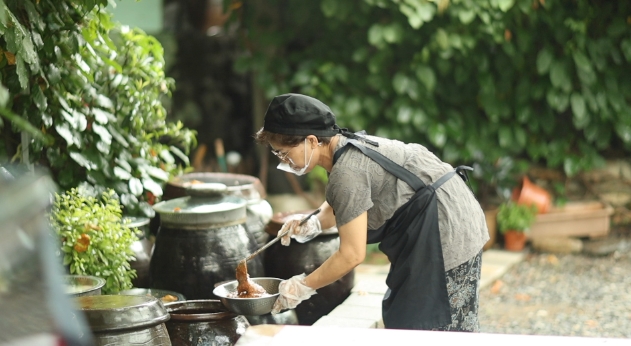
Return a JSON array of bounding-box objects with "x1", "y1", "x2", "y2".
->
[{"x1": 326, "y1": 135, "x2": 489, "y2": 271}]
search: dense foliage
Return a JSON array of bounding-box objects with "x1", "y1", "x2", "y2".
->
[
  {"x1": 51, "y1": 188, "x2": 138, "y2": 294},
  {"x1": 0, "y1": 0, "x2": 196, "y2": 216},
  {"x1": 237, "y1": 0, "x2": 631, "y2": 198}
]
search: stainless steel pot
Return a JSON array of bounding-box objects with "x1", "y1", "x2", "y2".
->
[
  {"x1": 150, "y1": 183, "x2": 264, "y2": 300},
  {"x1": 74, "y1": 295, "x2": 171, "y2": 345}
]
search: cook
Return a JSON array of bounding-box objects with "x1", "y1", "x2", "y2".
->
[{"x1": 255, "y1": 93, "x2": 489, "y2": 331}]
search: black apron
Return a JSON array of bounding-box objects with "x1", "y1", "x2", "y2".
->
[{"x1": 333, "y1": 139, "x2": 472, "y2": 330}]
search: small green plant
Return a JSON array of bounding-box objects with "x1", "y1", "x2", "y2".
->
[
  {"x1": 51, "y1": 188, "x2": 139, "y2": 294},
  {"x1": 496, "y1": 202, "x2": 538, "y2": 234}
]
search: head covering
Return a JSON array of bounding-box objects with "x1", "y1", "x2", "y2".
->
[
  {"x1": 263, "y1": 94, "x2": 339, "y2": 137},
  {"x1": 263, "y1": 93, "x2": 379, "y2": 146}
]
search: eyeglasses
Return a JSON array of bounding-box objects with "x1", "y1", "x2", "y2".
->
[{"x1": 271, "y1": 147, "x2": 293, "y2": 162}]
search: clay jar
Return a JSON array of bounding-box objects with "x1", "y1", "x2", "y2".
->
[
  {"x1": 164, "y1": 300, "x2": 249, "y2": 346},
  {"x1": 150, "y1": 183, "x2": 264, "y2": 300},
  {"x1": 511, "y1": 176, "x2": 552, "y2": 214},
  {"x1": 124, "y1": 216, "x2": 153, "y2": 288},
  {"x1": 263, "y1": 210, "x2": 355, "y2": 325},
  {"x1": 164, "y1": 173, "x2": 273, "y2": 248}
]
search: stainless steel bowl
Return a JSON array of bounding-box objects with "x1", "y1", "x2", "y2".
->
[
  {"x1": 64, "y1": 275, "x2": 106, "y2": 297},
  {"x1": 212, "y1": 277, "x2": 282, "y2": 316}
]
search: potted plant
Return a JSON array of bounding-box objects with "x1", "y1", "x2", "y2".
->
[
  {"x1": 496, "y1": 202, "x2": 538, "y2": 251},
  {"x1": 50, "y1": 188, "x2": 140, "y2": 294}
]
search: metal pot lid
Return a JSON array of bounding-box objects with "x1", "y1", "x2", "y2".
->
[
  {"x1": 152, "y1": 187, "x2": 246, "y2": 228},
  {"x1": 122, "y1": 216, "x2": 150, "y2": 228},
  {"x1": 74, "y1": 295, "x2": 170, "y2": 332}
]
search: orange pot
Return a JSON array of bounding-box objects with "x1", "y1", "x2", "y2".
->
[
  {"x1": 503, "y1": 230, "x2": 527, "y2": 251},
  {"x1": 511, "y1": 176, "x2": 552, "y2": 214}
]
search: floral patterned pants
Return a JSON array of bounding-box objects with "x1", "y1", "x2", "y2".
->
[{"x1": 431, "y1": 250, "x2": 483, "y2": 332}]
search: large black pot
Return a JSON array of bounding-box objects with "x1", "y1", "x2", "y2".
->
[
  {"x1": 149, "y1": 183, "x2": 264, "y2": 300},
  {"x1": 165, "y1": 300, "x2": 249, "y2": 346},
  {"x1": 75, "y1": 295, "x2": 171, "y2": 346},
  {"x1": 263, "y1": 231, "x2": 355, "y2": 325}
]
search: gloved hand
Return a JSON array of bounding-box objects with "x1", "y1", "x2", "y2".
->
[
  {"x1": 278, "y1": 213, "x2": 322, "y2": 246},
  {"x1": 271, "y1": 273, "x2": 317, "y2": 315}
]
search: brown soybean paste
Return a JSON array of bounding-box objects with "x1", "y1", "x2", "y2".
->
[{"x1": 229, "y1": 260, "x2": 269, "y2": 298}]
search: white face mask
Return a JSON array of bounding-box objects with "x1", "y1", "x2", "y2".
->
[{"x1": 277, "y1": 139, "x2": 314, "y2": 176}]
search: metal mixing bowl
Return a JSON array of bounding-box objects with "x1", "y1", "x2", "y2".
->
[
  {"x1": 64, "y1": 275, "x2": 106, "y2": 297},
  {"x1": 212, "y1": 277, "x2": 282, "y2": 316}
]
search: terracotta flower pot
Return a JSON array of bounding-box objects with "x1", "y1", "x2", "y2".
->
[
  {"x1": 503, "y1": 230, "x2": 527, "y2": 251},
  {"x1": 511, "y1": 176, "x2": 552, "y2": 214}
]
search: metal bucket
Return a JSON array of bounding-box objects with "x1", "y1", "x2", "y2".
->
[{"x1": 74, "y1": 295, "x2": 171, "y2": 345}]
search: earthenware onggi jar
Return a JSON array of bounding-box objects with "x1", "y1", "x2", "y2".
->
[
  {"x1": 264, "y1": 210, "x2": 355, "y2": 325},
  {"x1": 74, "y1": 295, "x2": 171, "y2": 345},
  {"x1": 150, "y1": 183, "x2": 264, "y2": 300},
  {"x1": 164, "y1": 300, "x2": 250, "y2": 346},
  {"x1": 124, "y1": 216, "x2": 153, "y2": 288},
  {"x1": 163, "y1": 172, "x2": 273, "y2": 247}
]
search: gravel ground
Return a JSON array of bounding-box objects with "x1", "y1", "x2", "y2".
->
[{"x1": 479, "y1": 230, "x2": 631, "y2": 339}]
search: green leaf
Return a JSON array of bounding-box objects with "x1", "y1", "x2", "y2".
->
[
  {"x1": 129, "y1": 177, "x2": 143, "y2": 196},
  {"x1": 550, "y1": 61, "x2": 572, "y2": 92},
  {"x1": 170, "y1": 146, "x2": 189, "y2": 165},
  {"x1": 31, "y1": 85, "x2": 47, "y2": 110},
  {"x1": 69, "y1": 152, "x2": 96, "y2": 170},
  {"x1": 416, "y1": 65, "x2": 436, "y2": 91},
  {"x1": 497, "y1": 0, "x2": 515, "y2": 12},
  {"x1": 563, "y1": 157, "x2": 581, "y2": 177},
  {"x1": 0, "y1": 84, "x2": 9, "y2": 107},
  {"x1": 92, "y1": 124, "x2": 112, "y2": 145},
  {"x1": 546, "y1": 89, "x2": 569, "y2": 112},
  {"x1": 16, "y1": 56, "x2": 29, "y2": 90},
  {"x1": 570, "y1": 93, "x2": 588, "y2": 129},
  {"x1": 536, "y1": 49, "x2": 553, "y2": 75},
  {"x1": 498, "y1": 126, "x2": 513, "y2": 148},
  {"x1": 428, "y1": 123, "x2": 446, "y2": 148},
  {"x1": 92, "y1": 108, "x2": 114, "y2": 124},
  {"x1": 55, "y1": 124, "x2": 75, "y2": 146},
  {"x1": 144, "y1": 165, "x2": 170, "y2": 182},
  {"x1": 458, "y1": 10, "x2": 476, "y2": 24},
  {"x1": 142, "y1": 178, "x2": 163, "y2": 197},
  {"x1": 113, "y1": 167, "x2": 132, "y2": 180},
  {"x1": 620, "y1": 38, "x2": 631, "y2": 63},
  {"x1": 616, "y1": 124, "x2": 631, "y2": 144}
]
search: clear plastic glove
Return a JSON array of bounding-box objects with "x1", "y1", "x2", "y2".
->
[
  {"x1": 278, "y1": 213, "x2": 322, "y2": 246},
  {"x1": 271, "y1": 273, "x2": 317, "y2": 315}
]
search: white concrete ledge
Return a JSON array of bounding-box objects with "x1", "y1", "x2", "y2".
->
[
  {"x1": 312, "y1": 249, "x2": 527, "y2": 329},
  {"x1": 236, "y1": 325, "x2": 631, "y2": 346}
]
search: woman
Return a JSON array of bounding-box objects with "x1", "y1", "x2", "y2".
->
[{"x1": 255, "y1": 93, "x2": 489, "y2": 331}]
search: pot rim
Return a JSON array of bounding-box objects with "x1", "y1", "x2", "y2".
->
[{"x1": 165, "y1": 299, "x2": 238, "y2": 321}]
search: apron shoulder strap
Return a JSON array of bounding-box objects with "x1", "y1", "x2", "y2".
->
[{"x1": 334, "y1": 139, "x2": 426, "y2": 191}]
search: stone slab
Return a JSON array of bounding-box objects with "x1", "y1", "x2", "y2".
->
[
  {"x1": 327, "y1": 304, "x2": 383, "y2": 322},
  {"x1": 341, "y1": 292, "x2": 383, "y2": 308},
  {"x1": 310, "y1": 315, "x2": 378, "y2": 328}
]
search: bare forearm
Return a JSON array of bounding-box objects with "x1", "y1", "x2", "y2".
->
[
  {"x1": 316, "y1": 201, "x2": 336, "y2": 230},
  {"x1": 304, "y1": 250, "x2": 359, "y2": 290},
  {"x1": 304, "y1": 211, "x2": 368, "y2": 290}
]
